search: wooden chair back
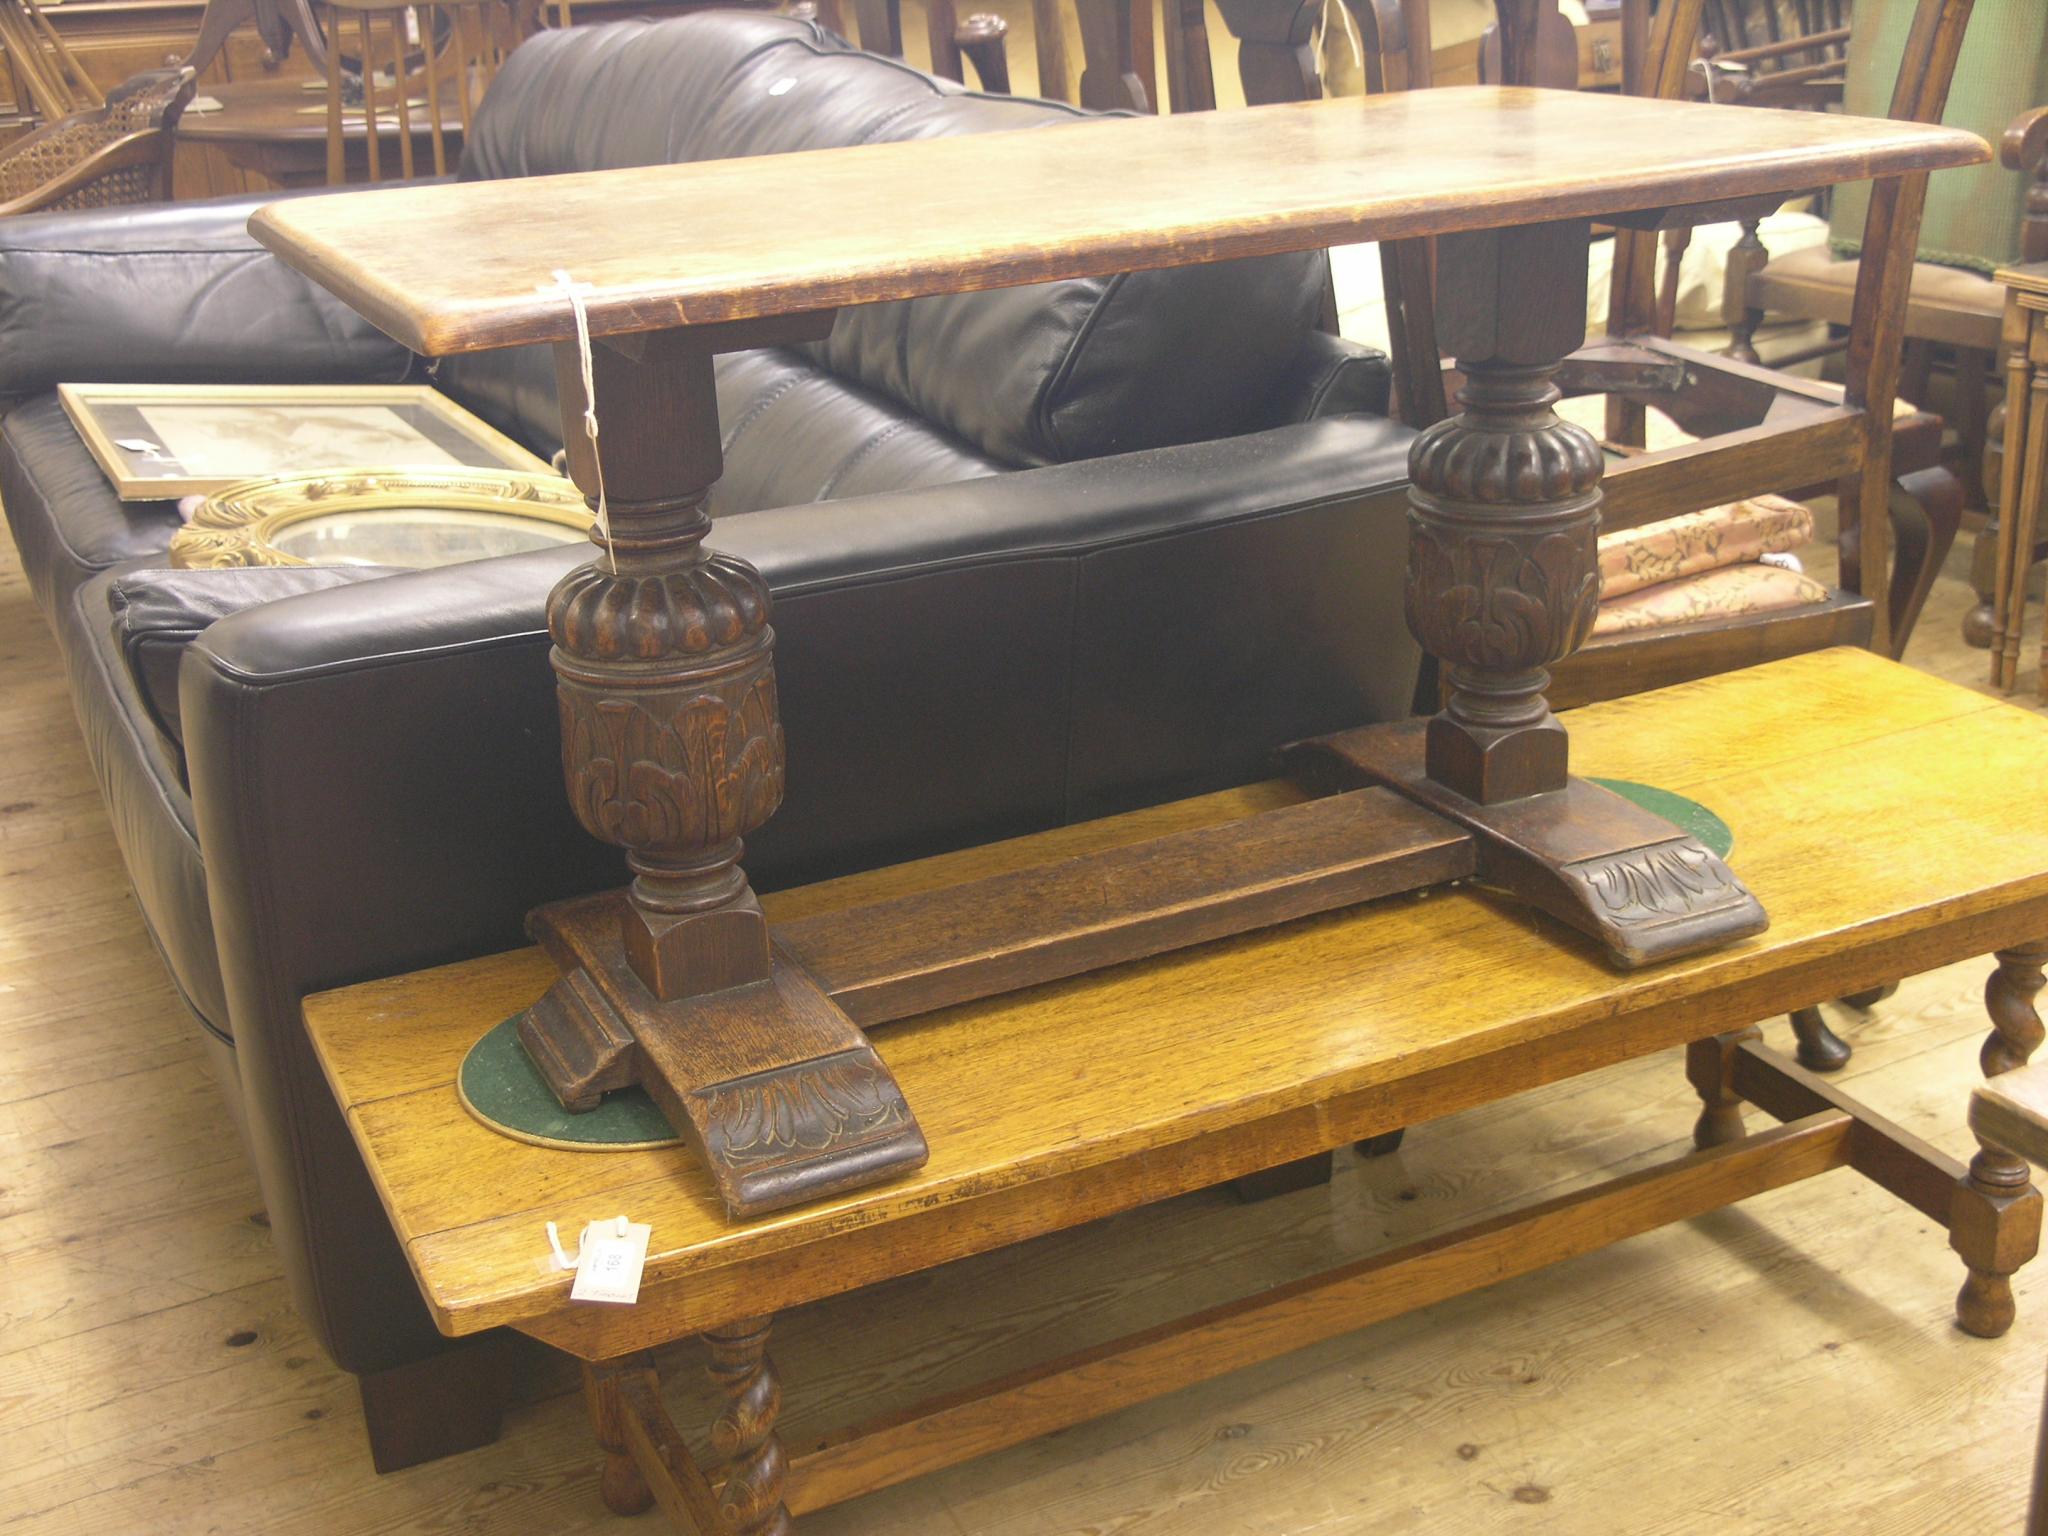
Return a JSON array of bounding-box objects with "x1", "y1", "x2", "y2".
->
[
  {"x1": 825, "y1": 0, "x2": 1026, "y2": 97},
  {"x1": 0, "y1": 65, "x2": 194, "y2": 216},
  {"x1": 318, "y1": 0, "x2": 541, "y2": 183},
  {"x1": 1694, "y1": 0, "x2": 1849, "y2": 107}
]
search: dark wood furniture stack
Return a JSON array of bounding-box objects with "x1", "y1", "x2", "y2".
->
[{"x1": 0, "y1": 62, "x2": 193, "y2": 214}]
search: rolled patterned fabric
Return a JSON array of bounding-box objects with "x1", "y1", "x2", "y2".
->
[
  {"x1": 1597, "y1": 494, "x2": 1815, "y2": 600},
  {"x1": 1592, "y1": 561, "x2": 1833, "y2": 636}
]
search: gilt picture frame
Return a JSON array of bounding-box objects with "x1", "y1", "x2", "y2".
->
[{"x1": 58, "y1": 383, "x2": 552, "y2": 500}]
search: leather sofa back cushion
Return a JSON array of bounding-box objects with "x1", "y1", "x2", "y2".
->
[
  {"x1": 458, "y1": 12, "x2": 1328, "y2": 467},
  {"x1": 110, "y1": 565, "x2": 402, "y2": 751},
  {"x1": 0, "y1": 190, "x2": 416, "y2": 397}
]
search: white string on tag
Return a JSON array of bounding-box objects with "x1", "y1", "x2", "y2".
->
[{"x1": 545, "y1": 270, "x2": 618, "y2": 574}]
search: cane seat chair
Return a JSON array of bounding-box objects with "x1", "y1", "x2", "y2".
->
[{"x1": 0, "y1": 66, "x2": 195, "y2": 217}]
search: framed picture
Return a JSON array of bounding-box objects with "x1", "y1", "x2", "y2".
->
[{"x1": 57, "y1": 383, "x2": 553, "y2": 500}]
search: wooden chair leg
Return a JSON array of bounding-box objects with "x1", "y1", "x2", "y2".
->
[
  {"x1": 1889, "y1": 467, "x2": 1964, "y2": 656},
  {"x1": 1789, "y1": 1007, "x2": 1852, "y2": 1073},
  {"x1": 1968, "y1": 397, "x2": 2008, "y2": 649},
  {"x1": 357, "y1": 1333, "x2": 512, "y2": 1473},
  {"x1": 1721, "y1": 216, "x2": 1768, "y2": 366},
  {"x1": 1956, "y1": 942, "x2": 2048, "y2": 1338},
  {"x1": 955, "y1": 12, "x2": 1010, "y2": 91}
]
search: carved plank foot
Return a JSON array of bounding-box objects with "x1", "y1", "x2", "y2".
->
[
  {"x1": 523, "y1": 894, "x2": 928, "y2": 1219},
  {"x1": 1286, "y1": 726, "x2": 1768, "y2": 968}
]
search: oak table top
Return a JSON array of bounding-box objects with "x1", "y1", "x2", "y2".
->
[
  {"x1": 304, "y1": 649, "x2": 2048, "y2": 1360},
  {"x1": 248, "y1": 87, "x2": 1987, "y2": 355}
]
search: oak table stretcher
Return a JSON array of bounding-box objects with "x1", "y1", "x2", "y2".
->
[
  {"x1": 253, "y1": 86, "x2": 1990, "y2": 1229},
  {"x1": 308, "y1": 649, "x2": 2048, "y2": 1535}
]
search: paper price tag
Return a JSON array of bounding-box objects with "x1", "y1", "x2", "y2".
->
[{"x1": 552, "y1": 1216, "x2": 652, "y2": 1305}]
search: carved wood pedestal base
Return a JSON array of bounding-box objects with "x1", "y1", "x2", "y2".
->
[
  {"x1": 1288, "y1": 722, "x2": 1770, "y2": 967},
  {"x1": 520, "y1": 892, "x2": 927, "y2": 1219}
]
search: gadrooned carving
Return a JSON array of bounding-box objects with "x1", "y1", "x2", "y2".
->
[
  {"x1": 1409, "y1": 412, "x2": 1604, "y2": 505},
  {"x1": 549, "y1": 552, "x2": 772, "y2": 663}
]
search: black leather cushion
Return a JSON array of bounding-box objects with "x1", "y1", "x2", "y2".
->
[
  {"x1": 437, "y1": 344, "x2": 1004, "y2": 511},
  {"x1": 458, "y1": 12, "x2": 1328, "y2": 467},
  {"x1": 0, "y1": 187, "x2": 416, "y2": 398},
  {"x1": 1, "y1": 394, "x2": 183, "y2": 626},
  {"x1": 110, "y1": 564, "x2": 406, "y2": 754}
]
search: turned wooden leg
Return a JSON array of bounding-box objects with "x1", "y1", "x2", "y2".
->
[
  {"x1": 707, "y1": 1317, "x2": 792, "y2": 1536},
  {"x1": 1688, "y1": 1028, "x2": 1759, "y2": 1150},
  {"x1": 584, "y1": 1357, "x2": 658, "y2": 1516},
  {"x1": 1722, "y1": 216, "x2": 1767, "y2": 367},
  {"x1": 1788, "y1": 1007, "x2": 1852, "y2": 1073},
  {"x1": 1955, "y1": 942, "x2": 2048, "y2": 1338}
]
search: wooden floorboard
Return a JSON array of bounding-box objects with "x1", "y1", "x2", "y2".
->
[{"x1": 4, "y1": 500, "x2": 2047, "y2": 1533}]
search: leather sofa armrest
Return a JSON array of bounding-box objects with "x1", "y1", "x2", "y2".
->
[
  {"x1": 110, "y1": 564, "x2": 406, "y2": 755},
  {"x1": 0, "y1": 185, "x2": 431, "y2": 397},
  {"x1": 179, "y1": 413, "x2": 1419, "y2": 1374},
  {"x1": 1258, "y1": 330, "x2": 1395, "y2": 428}
]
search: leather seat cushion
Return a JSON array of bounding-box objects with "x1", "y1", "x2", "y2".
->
[
  {"x1": 1, "y1": 395, "x2": 183, "y2": 627},
  {"x1": 1751, "y1": 244, "x2": 2003, "y2": 353},
  {"x1": 458, "y1": 12, "x2": 1328, "y2": 468},
  {"x1": 440, "y1": 344, "x2": 1005, "y2": 511}
]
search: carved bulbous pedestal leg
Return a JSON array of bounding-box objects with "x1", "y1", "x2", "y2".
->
[
  {"x1": 1294, "y1": 221, "x2": 1767, "y2": 968},
  {"x1": 1955, "y1": 941, "x2": 2048, "y2": 1337},
  {"x1": 707, "y1": 1317, "x2": 792, "y2": 1536},
  {"x1": 516, "y1": 327, "x2": 928, "y2": 1221}
]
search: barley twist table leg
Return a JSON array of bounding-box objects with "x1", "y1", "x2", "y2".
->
[
  {"x1": 707, "y1": 1317, "x2": 792, "y2": 1535},
  {"x1": 1956, "y1": 941, "x2": 2048, "y2": 1337}
]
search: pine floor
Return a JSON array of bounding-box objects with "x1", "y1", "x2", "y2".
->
[{"x1": 6, "y1": 517, "x2": 2048, "y2": 1536}]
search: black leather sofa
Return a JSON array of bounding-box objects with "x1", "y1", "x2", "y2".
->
[{"x1": 0, "y1": 11, "x2": 1422, "y2": 1463}]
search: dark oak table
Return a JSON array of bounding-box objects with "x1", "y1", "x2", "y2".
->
[
  {"x1": 305, "y1": 649, "x2": 2048, "y2": 1533},
  {"x1": 253, "y1": 88, "x2": 1987, "y2": 1221}
]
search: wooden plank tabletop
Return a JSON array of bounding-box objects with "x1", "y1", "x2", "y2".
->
[
  {"x1": 305, "y1": 650, "x2": 2048, "y2": 1357},
  {"x1": 250, "y1": 88, "x2": 1987, "y2": 356}
]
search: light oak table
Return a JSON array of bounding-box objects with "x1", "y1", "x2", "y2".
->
[
  {"x1": 1992, "y1": 260, "x2": 2048, "y2": 695},
  {"x1": 254, "y1": 86, "x2": 1990, "y2": 1236},
  {"x1": 308, "y1": 648, "x2": 2048, "y2": 1535}
]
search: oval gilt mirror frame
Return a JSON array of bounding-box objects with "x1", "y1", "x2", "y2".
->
[{"x1": 169, "y1": 467, "x2": 591, "y2": 570}]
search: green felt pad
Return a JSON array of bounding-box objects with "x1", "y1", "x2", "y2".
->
[
  {"x1": 1589, "y1": 777, "x2": 1734, "y2": 859},
  {"x1": 459, "y1": 1014, "x2": 680, "y2": 1149}
]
